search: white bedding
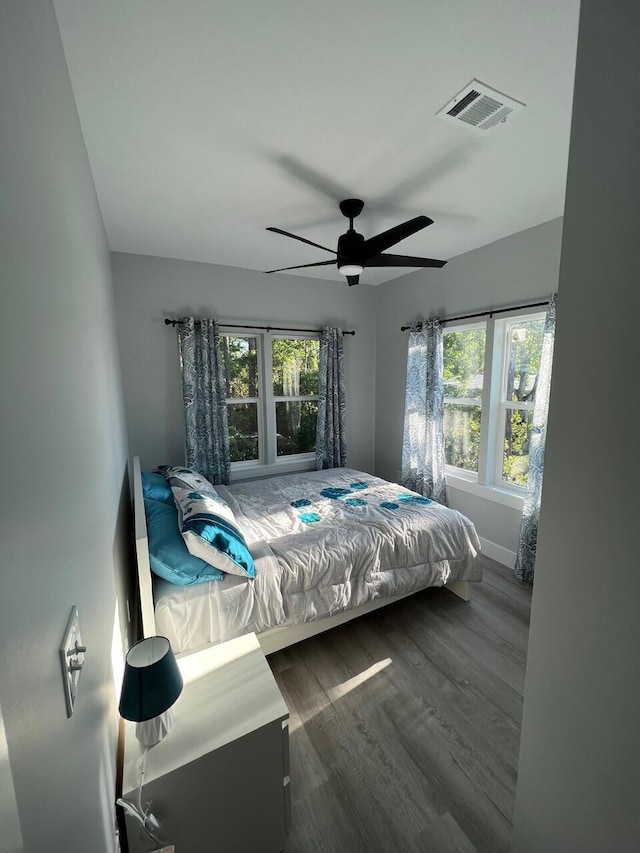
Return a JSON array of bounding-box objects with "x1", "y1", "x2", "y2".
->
[{"x1": 153, "y1": 468, "x2": 482, "y2": 654}]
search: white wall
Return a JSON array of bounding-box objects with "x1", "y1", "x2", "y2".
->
[
  {"x1": 512, "y1": 1, "x2": 640, "y2": 850},
  {"x1": 111, "y1": 252, "x2": 377, "y2": 474},
  {"x1": 0, "y1": 3, "x2": 129, "y2": 851},
  {"x1": 375, "y1": 218, "x2": 563, "y2": 553},
  {"x1": 0, "y1": 700, "x2": 22, "y2": 853}
]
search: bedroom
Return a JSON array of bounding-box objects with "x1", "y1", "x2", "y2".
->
[{"x1": 1, "y1": 2, "x2": 638, "y2": 852}]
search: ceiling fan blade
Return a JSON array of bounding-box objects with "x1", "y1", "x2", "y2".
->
[
  {"x1": 363, "y1": 216, "x2": 433, "y2": 258},
  {"x1": 264, "y1": 260, "x2": 336, "y2": 274},
  {"x1": 266, "y1": 227, "x2": 337, "y2": 255},
  {"x1": 365, "y1": 253, "x2": 447, "y2": 268},
  {"x1": 346, "y1": 275, "x2": 360, "y2": 286}
]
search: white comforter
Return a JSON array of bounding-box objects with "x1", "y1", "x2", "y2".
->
[{"x1": 153, "y1": 468, "x2": 482, "y2": 654}]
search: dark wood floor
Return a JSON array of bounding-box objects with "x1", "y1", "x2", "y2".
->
[{"x1": 269, "y1": 558, "x2": 532, "y2": 853}]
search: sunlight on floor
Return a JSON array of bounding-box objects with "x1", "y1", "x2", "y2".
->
[
  {"x1": 288, "y1": 657, "x2": 393, "y2": 734},
  {"x1": 328, "y1": 658, "x2": 393, "y2": 701}
]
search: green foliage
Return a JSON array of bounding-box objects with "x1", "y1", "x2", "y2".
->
[
  {"x1": 227, "y1": 402, "x2": 259, "y2": 462},
  {"x1": 443, "y1": 329, "x2": 485, "y2": 400},
  {"x1": 272, "y1": 338, "x2": 319, "y2": 396},
  {"x1": 506, "y1": 320, "x2": 544, "y2": 404},
  {"x1": 502, "y1": 409, "x2": 532, "y2": 486},
  {"x1": 276, "y1": 401, "x2": 318, "y2": 456},
  {"x1": 222, "y1": 336, "x2": 258, "y2": 399},
  {"x1": 444, "y1": 403, "x2": 481, "y2": 472},
  {"x1": 228, "y1": 426, "x2": 258, "y2": 463},
  {"x1": 443, "y1": 328, "x2": 485, "y2": 472}
]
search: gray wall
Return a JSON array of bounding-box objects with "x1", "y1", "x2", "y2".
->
[
  {"x1": 111, "y1": 252, "x2": 377, "y2": 473},
  {"x1": 512, "y1": 1, "x2": 640, "y2": 850},
  {"x1": 0, "y1": 3, "x2": 129, "y2": 851},
  {"x1": 375, "y1": 218, "x2": 563, "y2": 552}
]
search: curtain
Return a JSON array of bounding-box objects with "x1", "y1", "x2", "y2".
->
[
  {"x1": 315, "y1": 326, "x2": 346, "y2": 469},
  {"x1": 177, "y1": 317, "x2": 231, "y2": 485},
  {"x1": 514, "y1": 293, "x2": 558, "y2": 582},
  {"x1": 401, "y1": 318, "x2": 447, "y2": 505}
]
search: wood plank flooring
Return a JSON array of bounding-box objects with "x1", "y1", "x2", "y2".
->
[{"x1": 268, "y1": 558, "x2": 532, "y2": 853}]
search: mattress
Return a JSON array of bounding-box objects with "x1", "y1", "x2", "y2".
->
[{"x1": 153, "y1": 467, "x2": 482, "y2": 654}]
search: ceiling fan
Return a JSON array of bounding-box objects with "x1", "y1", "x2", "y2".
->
[{"x1": 265, "y1": 198, "x2": 447, "y2": 285}]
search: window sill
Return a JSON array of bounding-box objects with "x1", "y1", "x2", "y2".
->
[
  {"x1": 230, "y1": 457, "x2": 316, "y2": 482},
  {"x1": 446, "y1": 470, "x2": 524, "y2": 511}
]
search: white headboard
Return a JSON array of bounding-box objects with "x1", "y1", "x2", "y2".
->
[{"x1": 132, "y1": 456, "x2": 157, "y2": 638}]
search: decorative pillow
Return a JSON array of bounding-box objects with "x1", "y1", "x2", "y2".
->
[
  {"x1": 142, "y1": 471, "x2": 174, "y2": 505},
  {"x1": 144, "y1": 497, "x2": 225, "y2": 585},
  {"x1": 156, "y1": 465, "x2": 218, "y2": 496},
  {"x1": 171, "y1": 486, "x2": 256, "y2": 579}
]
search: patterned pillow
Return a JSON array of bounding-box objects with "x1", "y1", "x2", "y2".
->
[
  {"x1": 171, "y1": 486, "x2": 256, "y2": 579},
  {"x1": 155, "y1": 465, "x2": 218, "y2": 496}
]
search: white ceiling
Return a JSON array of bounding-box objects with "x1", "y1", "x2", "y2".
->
[{"x1": 54, "y1": 0, "x2": 580, "y2": 285}]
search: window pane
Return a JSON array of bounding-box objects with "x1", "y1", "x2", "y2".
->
[
  {"x1": 505, "y1": 319, "x2": 544, "y2": 403},
  {"x1": 502, "y1": 408, "x2": 534, "y2": 486},
  {"x1": 444, "y1": 403, "x2": 481, "y2": 472},
  {"x1": 272, "y1": 338, "x2": 319, "y2": 396},
  {"x1": 443, "y1": 328, "x2": 486, "y2": 400},
  {"x1": 221, "y1": 336, "x2": 259, "y2": 398},
  {"x1": 227, "y1": 403, "x2": 259, "y2": 462},
  {"x1": 275, "y1": 401, "x2": 317, "y2": 456}
]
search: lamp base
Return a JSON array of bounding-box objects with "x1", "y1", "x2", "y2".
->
[{"x1": 135, "y1": 708, "x2": 174, "y2": 748}]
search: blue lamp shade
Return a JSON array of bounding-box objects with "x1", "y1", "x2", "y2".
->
[{"x1": 119, "y1": 636, "x2": 183, "y2": 723}]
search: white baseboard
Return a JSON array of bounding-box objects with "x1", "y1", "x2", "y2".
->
[{"x1": 479, "y1": 537, "x2": 516, "y2": 569}]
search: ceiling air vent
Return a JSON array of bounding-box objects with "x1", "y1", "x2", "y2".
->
[{"x1": 437, "y1": 80, "x2": 525, "y2": 135}]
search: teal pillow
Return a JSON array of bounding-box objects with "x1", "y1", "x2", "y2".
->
[
  {"x1": 142, "y1": 471, "x2": 173, "y2": 505},
  {"x1": 144, "y1": 497, "x2": 225, "y2": 585}
]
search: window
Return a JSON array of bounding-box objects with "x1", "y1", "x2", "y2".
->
[
  {"x1": 443, "y1": 310, "x2": 548, "y2": 497},
  {"x1": 272, "y1": 337, "x2": 319, "y2": 457},
  {"x1": 443, "y1": 324, "x2": 486, "y2": 473},
  {"x1": 498, "y1": 317, "x2": 545, "y2": 487},
  {"x1": 221, "y1": 335, "x2": 261, "y2": 463},
  {"x1": 220, "y1": 329, "x2": 320, "y2": 471}
]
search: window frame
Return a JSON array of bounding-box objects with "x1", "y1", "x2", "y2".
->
[
  {"x1": 442, "y1": 320, "x2": 488, "y2": 479},
  {"x1": 493, "y1": 311, "x2": 546, "y2": 492},
  {"x1": 443, "y1": 306, "x2": 548, "y2": 505},
  {"x1": 267, "y1": 332, "x2": 319, "y2": 465},
  {"x1": 219, "y1": 326, "x2": 320, "y2": 479}
]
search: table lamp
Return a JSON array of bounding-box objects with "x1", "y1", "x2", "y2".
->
[{"x1": 119, "y1": 636, "x2": 183, "y2": 748}]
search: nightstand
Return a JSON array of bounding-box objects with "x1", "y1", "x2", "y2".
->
[{"x1": 121, "y1": 633, "x2": 290, "y2": 853}]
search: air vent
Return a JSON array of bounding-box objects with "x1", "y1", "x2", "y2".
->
[{"x1": 437, "y1": 80, "x2": 525, "y2": 135}]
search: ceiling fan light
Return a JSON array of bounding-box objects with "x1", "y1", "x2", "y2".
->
[{"x1": 338, "y1": 263, "x2": 364, "y2": 276}]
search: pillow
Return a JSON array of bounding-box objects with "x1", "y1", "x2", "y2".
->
[
  {"x1": 156, "y1": 465, "x2": 218, "y2": 496},
  {"x1": 171, "y1": 486, "x2": 256, "y2": 579},
  {"x1": 141, "y1": 471, "x2": 174, "y2": 505},
  {"x1": 144, "y1": 497, "x2": 225, "y2": 585}
]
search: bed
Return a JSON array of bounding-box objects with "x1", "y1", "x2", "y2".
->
[{"x1": 133, "y1": 457, "x2": 483, "y2": 656}]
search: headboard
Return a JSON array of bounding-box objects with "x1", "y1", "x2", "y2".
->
[{"x1": 132, "y1": 456, "x2": 157, "y2": 638}]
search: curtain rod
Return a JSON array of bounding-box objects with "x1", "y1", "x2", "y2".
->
[
  {"x1": 400, "y1": 299, "x2": 549, "y2": 331},
  {"x1": 164, "y1": 318, "x2": 355, "y2": 335}
]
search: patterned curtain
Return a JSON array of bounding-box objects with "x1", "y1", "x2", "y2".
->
[
  {"x1": 177, "y1": 317, "x2": 231, "y2": 485},
  {"x1": 514, "y1": 293, "x2": 558, "y2": 582},
  {"x1": 315, "y1": 326, "x2": 346, "y2": 469},
  {"x1": 401, "y1": 318, "x2": 447, "y2": 505}
]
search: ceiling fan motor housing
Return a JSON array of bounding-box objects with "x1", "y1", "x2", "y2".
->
[{"x1": 337, "y1": 230, "x2": 365, "y2": 264}]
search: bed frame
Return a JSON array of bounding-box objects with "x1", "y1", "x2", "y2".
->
[{"x1": 132, "y1": 457, "x2": 470, "y2": 656}]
